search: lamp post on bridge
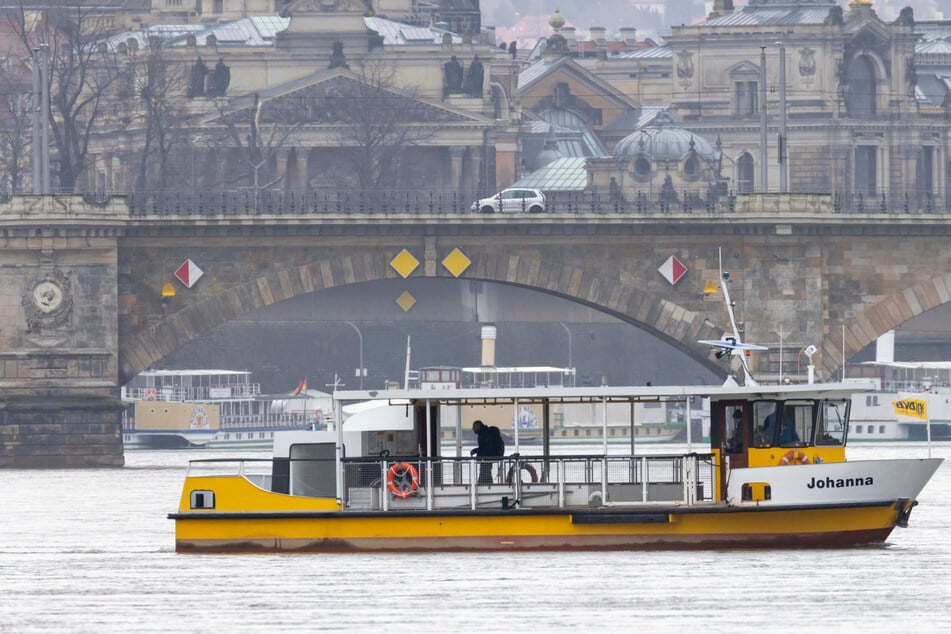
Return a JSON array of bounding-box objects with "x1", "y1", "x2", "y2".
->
[
  {"x1": 345, "y1": 321, "x2": 364, "y2": 389},
  {"x1": 559, "y1": 322, "x2": 575, "y2": 386}
]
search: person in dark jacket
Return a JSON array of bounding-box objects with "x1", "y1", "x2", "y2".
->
[{"x1": 470, "y1": 419, "x2": 504, "y2": 483}]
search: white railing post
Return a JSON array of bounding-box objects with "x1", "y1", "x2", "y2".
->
[
  {"x1": 557, "y1": 460, "x2": 565, "y2": 508},
  {"x1": 381, "y1": 460, "x2": 389, "y2": 512},
  {"x1": 426, "y1": 457, "x2": 434, "y2": 511},
  {"x1": 641, "y1": 456, "x2": 648, "y2": 502},
  {"x1": 470, "y1": 459, "x2": 477, "y2": 510}
]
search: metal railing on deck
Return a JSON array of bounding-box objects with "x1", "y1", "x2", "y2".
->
[{"x1": 340, "y1": 453, "x2": 715, "y2": 510}]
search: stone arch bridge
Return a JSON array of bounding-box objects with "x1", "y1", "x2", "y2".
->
[{"x1": 1, "y1": 193, "x2": 950, "y2": 467}]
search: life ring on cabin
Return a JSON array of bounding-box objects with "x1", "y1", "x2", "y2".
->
[
  {"x1": 780, "y1": 450, "x2": 810, "y2": 465},
  {"x1": 386, "y1": 462, "x2": 420, "y2": 499},
  {"x1": 505, "y1": 462, "x2": 539, "y2": 484},
  {"x1": 144, "y1": 388, "x2": 158, "y2": 401}
]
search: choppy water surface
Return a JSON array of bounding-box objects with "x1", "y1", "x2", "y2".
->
[{"x1": 1, "y1": 443, "x2": 948, "y2": 632}]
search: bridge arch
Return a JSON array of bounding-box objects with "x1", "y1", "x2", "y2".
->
[
  {"x1": 119, "y1": 250, "x2": 726, "y2": 383},
  {"x1": 830, "y1": 273, "x2": 951, "y2": 379}
]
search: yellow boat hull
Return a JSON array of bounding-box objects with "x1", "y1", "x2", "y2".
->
[{"x1": 171, "y1": 476, "x2": 912, "y2": 552}]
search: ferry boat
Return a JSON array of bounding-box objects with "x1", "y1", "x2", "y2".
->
[
  {"x1": 846, "y1": 361, "x2": 951, "y2": 441},
  {"x1": 169, "y1": 380, "x2": 942, "y2": 552},
  {"x1": 122, "y1": 369, "x2": 331, "y2": 449}
]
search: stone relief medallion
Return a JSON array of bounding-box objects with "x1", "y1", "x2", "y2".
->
[
  {"x1": 676, "y1": 50, "x2": 695, "y2": 80},
  {"x1": 22, "y1": 268, "x2": 73, "y2": 332},
  {"x1": 799, "y1": 48, "x2": 817, "y2": 77}
]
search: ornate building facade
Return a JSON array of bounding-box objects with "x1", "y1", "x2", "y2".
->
[{"x1": 76, "y1": 0, "x2": 511, "y2": 200}]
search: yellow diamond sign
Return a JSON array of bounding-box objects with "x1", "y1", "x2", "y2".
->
[
  {"x1": 396, "y1": 291, "x2": 416, "y2": 312},
  {"x1": 442, "y1": 248, "x2": 471, "y2": 278},
  {"x1": 390, "y1": 249, "x2": 419, "y2": 278}
]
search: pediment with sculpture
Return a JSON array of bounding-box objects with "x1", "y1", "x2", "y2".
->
[
  {"x1": 280, "y1": 0, "x2": 373, "y2": 16},
  {"x1": 227, "y1": 76, "x2": 471, "y2": 126}
]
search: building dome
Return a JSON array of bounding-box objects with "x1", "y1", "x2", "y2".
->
[
  {"x1": 533, "y1": 128, "x2": 566, "y2": 169},
  {"x1": 613, "y1": 112, "x2": 717, "y2": 162}
]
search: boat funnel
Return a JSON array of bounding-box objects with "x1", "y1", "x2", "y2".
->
[
  {"x1": 481, "y1": 324, "x2": 497, "y2": 368},
  {"x1": 876, "y1": 330, "x2": 895, "y2": 364}
]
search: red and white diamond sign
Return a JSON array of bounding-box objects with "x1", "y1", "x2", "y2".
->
[
  {"x1": 658, "y1": 255, "x2": 687, "y2": 285},
  {"x1": 174, "y1": 259, "x2": 204, "y2": 288}
]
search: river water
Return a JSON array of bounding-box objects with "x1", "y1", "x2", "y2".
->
[{"x1": 1, "y1": 443, "x2": 948, "y2": 633}]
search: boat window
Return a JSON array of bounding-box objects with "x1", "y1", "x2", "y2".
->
[
  {"x1": 724, "y1": 405, "x2": 745, "y2": 453},
  {"x1": 879, "y1": 425, "x2": 885, "y2": 434},
  {"x1": 289, "y1": 443, "x2": 336, "y2": 497},
  {"x1": 752, "y1": 401, "x2": 778, "y2": 447},
  {"x1": 190, "y1": 489, "x2": 215, "y2": 509},
  {"x1": 816, "y1": 400, "x2": 848, "y2": 446},
  {"x1": 779, "y1": 401, "x2": 813, "y2": 447}
]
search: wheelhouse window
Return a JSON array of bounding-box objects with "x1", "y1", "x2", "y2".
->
[
  {"x1": 724, "y1": 404, "x2": 746, "y2": 453},
  {"x1": 778, "y1": 401, "x2": 812, "y2": 447},
  {"x1": 752, "y1": 401, "x2": 778, "y2": 447},
  {"x1": 816, "y1": 399, "x2": 848, "y2": 446},
  {"x1": 752, "y1": 400, "x2": 811, "y2": 447}
]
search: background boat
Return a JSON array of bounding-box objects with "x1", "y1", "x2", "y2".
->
[
  {"x1": 845, "y1": 332, "x2": 951, "y2": 442},
  {"x1": 121, "y1": 369, "x2": 333, "y2": 449}
]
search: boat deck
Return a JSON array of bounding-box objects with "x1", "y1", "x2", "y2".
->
[{"x1": 185, "y1": 452, "x2": 716, "y2": 511}]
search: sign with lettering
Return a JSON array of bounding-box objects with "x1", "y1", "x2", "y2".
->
[{"x1": 893, "y1": 398, "x2": 928, "y2": 420}]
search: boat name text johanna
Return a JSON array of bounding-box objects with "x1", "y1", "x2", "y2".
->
[{"x1": 807, "y1": 476, "x2": 874, "y2": 489}]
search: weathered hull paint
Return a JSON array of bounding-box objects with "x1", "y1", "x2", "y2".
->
[{"x1": 172, "y1": 503, "x2": 906, "y2": 553}]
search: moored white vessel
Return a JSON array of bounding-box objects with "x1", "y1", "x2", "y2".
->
[{"x1": 122, "y1": 369, "x2": 331, "y2": 449}]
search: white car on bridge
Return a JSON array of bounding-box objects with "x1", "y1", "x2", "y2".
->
[{"x1": 471, "y1": 188, "x2": 546, "y2": 214}]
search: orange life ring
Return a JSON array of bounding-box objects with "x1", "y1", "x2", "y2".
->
[
  {"x1": 145, "y1": 388, "x2": 158, "y2": 401},
  {"x1": 780, "y1": 450, "x2": 810, "y2": 465},
  {"x1": 505, "y1": 462, "x2": 539, "y2": 484},
  {"x1": 386, "y1": 462, "x2": 420, "y2": 499}
]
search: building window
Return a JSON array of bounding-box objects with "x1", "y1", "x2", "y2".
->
[
  {"x1": 634, "y1": 156, "x2": 651, "y2": 179},
  {"x1": 737, "y1": 152, "x2": 754, "y2": 193},
  {"x1": 684, "y1": 155, "x2": 700, "y2": 180},
  {"x1": 735, "y1": 81, "x2": 758, "y2": 117},
  {"x1": 917, "y1": 146, "x2": 934, "y2": 203},
  {"x1": 846, "y1": 55, "x2": 876, "y2": 117},
  {"x1": 855, "y1": 145, "x2": 877, "y2": 197}
]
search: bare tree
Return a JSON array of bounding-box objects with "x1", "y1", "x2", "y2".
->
[
  {"x1": 0, "y1": 58, "x2": 31, "y2": 193},
  {"x1": 1, "y1": 1, "x2": 119, "y2": 191},
  {"x1": 209, "y1": 92, "x2": 297, "y2": 193},
  {"x1": 325, "y1": 58, "x2": 437, "y2": 192},
  {"x1": 124, "y1": 37, "x2": 189, "y2": 192}
]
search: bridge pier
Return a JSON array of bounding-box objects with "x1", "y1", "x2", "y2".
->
[
  {"x1": 0, "y1": 392, "x2": 124, "y2": 468},
  {"x1": 0, "y1": 195, "x2": 124, "y2": 468}
]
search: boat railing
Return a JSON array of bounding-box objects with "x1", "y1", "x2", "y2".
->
[
  {"x1": 339, "y1": 453, "x2": 715, "y2": 511},
  {"x1": 218, "y1": 413, "x2": 313, "y2": 430},
  {"x1": 881, "y1": 379, "x2": 950, "y2": 392},
  {"x1": 185, "y1": 457, "x2": 274, "y2": 490},
  {"x1": 127, "y1": 383, "x2": 263, "y2": 402}
]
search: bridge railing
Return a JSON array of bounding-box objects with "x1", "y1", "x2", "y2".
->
[{"x1": 113, "y1": 189, "x2": 951, "y2": 217}]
